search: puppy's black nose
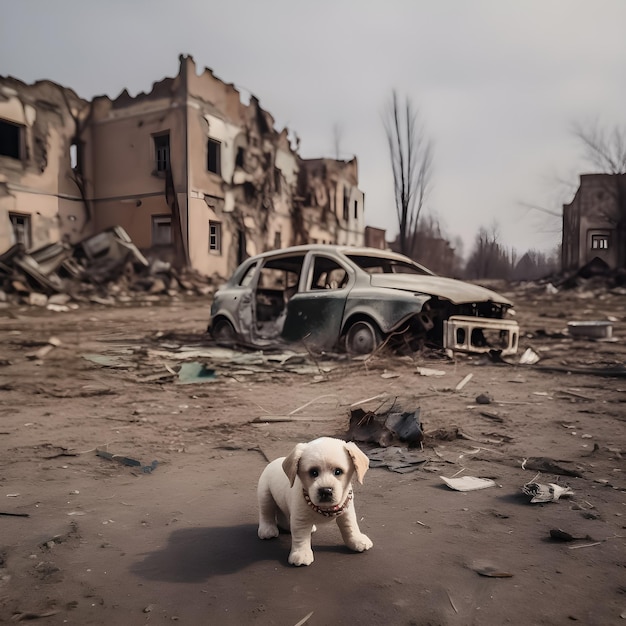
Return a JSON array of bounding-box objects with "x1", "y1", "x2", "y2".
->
[{"x1": 318, "y1": 487, "x2": 333, "y2": 502}]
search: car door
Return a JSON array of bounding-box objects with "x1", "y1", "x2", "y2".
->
[{"x1": 281, "y1": 252, "x2": 351, "y2": 351}]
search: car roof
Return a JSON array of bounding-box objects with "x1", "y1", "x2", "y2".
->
[{"x1": 247, "y1": 244, "x2": 416, "y2": 263}]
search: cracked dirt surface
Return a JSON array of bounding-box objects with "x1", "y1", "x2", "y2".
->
[{"x1": 0, "y1": 285, "x2": 625, "y2": 625}]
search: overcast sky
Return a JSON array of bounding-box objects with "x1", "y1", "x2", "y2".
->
[{"x1": 2, "y1": 0, "x2": 624, "y2": 258}]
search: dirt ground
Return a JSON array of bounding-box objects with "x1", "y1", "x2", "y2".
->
[{"x1": 0, "y1": 283, "x2": 624, "y2": 626}]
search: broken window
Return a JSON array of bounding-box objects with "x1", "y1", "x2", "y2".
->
[
  {"x1": 343, "y1": 185, "x2": 350, "y2": 221},
  {"x1": 209, "y1": 221, "x2": 221, "y2": 253},
  {"x1": 9, "y1": 213, "x2": 31, "y2": 249},
  {"x1": 274, "y1": 167, "x2": 281, "y2": 193},
  {"x1": 310, "y1": 256, "x2": 349, "y2": 290},
  {"x1": 591, "y1": 233, "x2": 610, "y2": 250},
  {"x1": 151, "y1": 215, "x2": 172, "y2": 245},
  {"x1": 353, "y1": 199, "x2": 358, "y2": 220},
  {"x1": 0, "y1": 119, "x2": 23, "y2": 160},
  {"x1": 70, "y1": 142, "x2": 83, "y2": 171},
  {"x1": 274, "y1": 231, "x2": 281, "y2": 249},
  {"x1": 153, "y1": 134, "x2": 170, "y2": 173},
  {"x1": 208, "y1": 138, "x2": 221, "y2": 175},
  {"x1": 236, "y1": 146, "x2": 245, "y2": 168}
]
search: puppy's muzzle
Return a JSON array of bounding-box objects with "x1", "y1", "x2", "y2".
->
[{"x1": 318, "y1": 487, "x2": 334, "y2": 502}]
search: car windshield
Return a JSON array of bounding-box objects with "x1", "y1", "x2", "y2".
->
[{"x1": 346, "y1": 254, "x2": 433, "y2": 276}]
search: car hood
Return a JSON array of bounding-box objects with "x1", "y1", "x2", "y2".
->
[{"x1": 368, "y1": 274, "x2": 513, "y2": 306}]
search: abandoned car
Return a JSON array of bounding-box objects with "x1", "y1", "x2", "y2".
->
[{"x1": 208, "y1": 245, "x2": 519, "y2": 356}]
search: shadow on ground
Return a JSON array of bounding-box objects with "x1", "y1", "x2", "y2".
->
[
  {"x1": 130, "y1": 523, "x2": 287, "y2": 582},
  {"x1": 131, "y1": 523, "x2": 361, "y2": 583}
]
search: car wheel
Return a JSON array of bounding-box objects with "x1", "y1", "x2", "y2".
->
[
  {"x1": 212, "y1": 318, "x2": 237, "y2": 346},
  {"x1": 345, "y1": 320, "x2": 382, "y2": 355}
]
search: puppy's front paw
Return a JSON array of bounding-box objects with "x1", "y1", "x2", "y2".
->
[
  {"x1": 258, "y1": 523, "x2": 279, "y2": 540},
  {"x1": 288, "y1": 548, "x2": 314, "y2": 566},
  {"x1": 348, "y1": 533, "x2": 373, "y2": 552}
]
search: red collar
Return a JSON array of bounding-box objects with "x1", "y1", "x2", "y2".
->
[{"x1": 303, "y1": 489, "x2": 353, "y2": 517}]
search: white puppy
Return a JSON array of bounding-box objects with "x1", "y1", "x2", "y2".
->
[{"x1": 257, "y1": 436, "x2": 373, "y2": 566}]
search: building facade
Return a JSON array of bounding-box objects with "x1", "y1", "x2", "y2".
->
[
  {"x1": 0, "y1": 55, "x2": 368, "y2": 278},
  {"x1": 562, "y1": 173, "x2": 626, "y2": 272}
]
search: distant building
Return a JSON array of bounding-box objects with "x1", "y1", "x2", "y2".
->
[
  {"x1": 562, "y1": 173, "x2": 626, "y2": 272},
  {"x1": 0, "y1": 55, "x2": 366, "y2": 277},
  {"x1": 364, "y1": 226, "x2": 387, "y2": 250}
]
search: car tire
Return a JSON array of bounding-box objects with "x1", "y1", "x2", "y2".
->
[
  {"x1": 345, "y1": 320, "x2": 382, "y2": 356},
  {"x1": 212, "y1": 318, "x2": 237, "y2": 346}
]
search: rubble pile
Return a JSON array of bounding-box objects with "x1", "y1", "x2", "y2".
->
[
  {"x1": 0, "y1": 226, "x2": 216, "y2": 310},
  {"x1": 520, "y1": 257, "x2": 626, "y2": 295}
]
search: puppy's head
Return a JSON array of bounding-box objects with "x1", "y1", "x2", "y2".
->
[{"x1": 282, "y1": 437, "x2": 369, "y2": 508}]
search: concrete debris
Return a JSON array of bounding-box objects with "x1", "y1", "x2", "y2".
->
[
  {"x1": 441, "y1": 476, "x2": 496, "y2": 491},
  {"x1": 416, "y1": 367, "x2": 446, "y2": 377},
  {"x1": 0, "y1": 226, "x2": 215, "y2": 307},
  {"x1": 366, "y1": 446, "x2": 428, "y2": 473},
  {"x1": 519, "y1": 348, "x2": 541, "y2": 365},
  {"x1": 522, "y1": 481, "x2": 574, "y2": 503},
  {"x1": 567, "y1": 320, "x2": 613, "y2": 340},
  {"x1": 347, "y1": 406, "x2": 423, "y2": 448}
]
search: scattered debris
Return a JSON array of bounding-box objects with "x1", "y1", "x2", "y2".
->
[
  {"x1": 293, "y1": 611, "x2": 314, "y2": 626},
  {"x1": 25, "y1": 337, "x2": 61, "y2": 360},
  {"x1": 347, "y1": 406, "x2": 423, "y2": 448},
  {"x1": 0, "y1": 512, "x2": 29, "y2": 517},
  {"x1": 455, "y1": 373, "x2": 473, "y2": 391},
  {"x1": 521, "y1": 457, "x2": 583, "y2": 477},
  {"x1": 529, "y1": 364, "x2": 626, "y2": 378},
  {"x1": 470, "y1": 562, "x2": 513, "y2": 578},
  {"x1": 519, "y1": 347, "x2": 541, "y2": 365},
  {"x1": 441, "y1": 476, "x2": 496, "y2": 491},
  {"x1": 177, "y1": 362, "x2": 217, "y2": 384},
  {"x1": 567, "y1": 320, "x2": 613, "y2": 340},
  {"x1": 96, "y1": 449, "x2": 158, "y2": 473},
  {"x1": 251, "y1": 415, "x2": 336, "y2": 423},
  {"x1": 381, "y1": 370, "x2": 400, "y2": 379},
  {"x1": 416, "y1": 367, "x2": 446, "y2": 377},
  {"x1": 366, "y1": 447, "x2": 428, "y2": 473},
  {"x1": 0, "y1": 226, "x2": 215, "y2": 307},
  {"x1": 479, "y1": 411, "x2": 505, "y2": 423},
  {"x1": 10, "y1": 610, "x2": 60, "y2": 621},
  {"x1": 521, "y1": 481, "x2": 574, "y2": 503},
  {"x1": 475, "y1": 393, "x2": 492, "y2": 405},
  {"x1": 549, "y1": 528, "x2": 594, "y2": 542}
]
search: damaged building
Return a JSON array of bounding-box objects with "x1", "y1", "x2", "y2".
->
[
  {"x1": 0, "y1": 55, "x2": 369, "y2": 280},
  {"x1": 562, "y1": 173, "x2": 626, "y2": 272}
]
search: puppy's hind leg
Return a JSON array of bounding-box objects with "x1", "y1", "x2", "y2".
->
[{"x1": 257, "y1": 483, "x2": 280, "y2": 540}]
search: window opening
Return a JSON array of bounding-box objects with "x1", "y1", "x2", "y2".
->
[
  {"x1": 209, "y1": 221, "x2": 222, "y2": 252},
  {"x1": 0, "y1": 120, "x2": 22, "y2": 160},
  {"x1": 208, "y1": 138, "x2": 222, "y2": 175},
  {"x1": 591, "y1": 233, "x2": 610, "y2": 250},
  {"x1": 152, "y1": 215, "x2": 172, "y2": 245},
  {"x1": 9, "y1": 213, "x2": 31, "y2": 249},
  {"x1": 154, "y1": 134, "x2": 170, "y2": 173}
]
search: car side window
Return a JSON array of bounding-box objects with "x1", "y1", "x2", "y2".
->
[{"x1": 310, "y1": 256, "x2": 349, "y2": 291}]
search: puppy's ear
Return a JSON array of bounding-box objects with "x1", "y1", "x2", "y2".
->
[
  {"x1": 282, "y1": 443, "x2": 306, "y2": 487},
  {"x1": 345, "y1": 441, "x2": 369, "y2": 484}
]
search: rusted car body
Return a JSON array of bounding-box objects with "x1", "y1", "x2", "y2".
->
[{"x1": 208, "y1": 245, "x2": 519, "y2": 356}]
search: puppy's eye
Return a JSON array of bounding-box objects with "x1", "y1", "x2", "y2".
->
[
  {"x1": 309, "y1": 469, "x2": 319, "y2": 478},
  {"x1": 334, "y1": 468, "x2": 343, "y2": 476}
]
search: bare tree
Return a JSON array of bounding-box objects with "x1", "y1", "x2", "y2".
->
[
  {"x1": 572, "y1": 121, "x2": 626, "y2": 267},
  {"x1": 383, "y1": 91, "x2": 433, "y2": 257},
  {"x1": 465, "y1": 221, "x2": 513, "y2": 280},
  {"x1": 572, "y1": 121, "x2": 626, "y2": 174}
]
